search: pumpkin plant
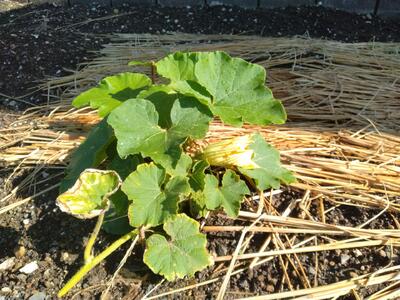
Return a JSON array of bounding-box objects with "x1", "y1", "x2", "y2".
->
[{"x1": 56, "y1": 51, "x2": 295, "y2": 297}]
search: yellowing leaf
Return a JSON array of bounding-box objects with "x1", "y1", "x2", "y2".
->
[{"x1": 57, "y1": 169, "x2": 121, "y2": 219}]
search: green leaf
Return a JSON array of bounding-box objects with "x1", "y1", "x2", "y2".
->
[
  {"x1": 156, "y1": 51, "x2": 286, "y2": 126},
  {"x1": 203, "y1": 170, "x2": 249, "y2": 217},
  {"x1": 128, "y1": 60, "x2": 153, "y2": 67},
  {"x1": 188, "y1": 160, "x2": 209, "y2": 191},
  {"x1": 60, "y1": 119, "x2": 115, "y2": 193},
  {"x1": 168, "y1": 95, "x2": 213, "y2": 140},
  {"x1": 238, "y1": 133, "x2": 296, "y2": 190},
  {"x1": 187, "y1": 160, "x2": 210, "y2": 217},
  {"x1": 137, "y1": 85, "x2": 177, "y2": 128},
  {"x1": 107, "y1": 98, "x2": 167, "y2": 159},
  {"x1": 156, "y1": 52, "x2": 212, "y2": 104},
  {"x1": 108, "y1": 97, "x2": 212, "y2": 173},
  {"x1": 57, "y1": 169, "x2": 121, "y2": 219},
  {"x1": 72, "y1": 72, "x2": 152, "y2": 117},
  {"x1": 102, "y1": 190, "x2": 132, "y2": 235},
  {"x1": 196, "y1": 52, "x2": 286, "y2": 126},
  {"x1": 107, "y1": 153, "x2": 143, "y2": 180},
  {"x1": 156, "y1": 52, "x2": 197, "y2": 82},
  {"x1": 143, "y1": 214, "x2": 213, "y2": 281},
  {"x1": 121, "y1": 163, "x2": 190, "y2": 227}
]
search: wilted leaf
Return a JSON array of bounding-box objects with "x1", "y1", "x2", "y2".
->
[
  {"x1": 72, "y1": 72, "x2": 152, "y2": 117},
  {"x1": 121, "y1": 163, "x2": 190, "y2": 227},
  {"x1": 203, "y1": 170, "x2": 249, "y2": 217},
  {"x1": 143, "y1": 214, "x2": 213, "y2": 281},
  {"x1": 57, "y1": 169, "x2": 121, "y2": 219}
]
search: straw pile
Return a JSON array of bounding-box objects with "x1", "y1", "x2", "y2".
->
[{"x1": 1, "y1": 34, "x2": 400, "y2": 299}]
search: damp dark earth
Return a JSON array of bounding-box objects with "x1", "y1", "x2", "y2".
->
[{"x1": 1, "y1": 1, "x2": 400, "y2": 299}]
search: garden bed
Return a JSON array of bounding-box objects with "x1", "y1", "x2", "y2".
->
[{"x1": 1, "y1": 32, "x2": 399, "y2": 299}]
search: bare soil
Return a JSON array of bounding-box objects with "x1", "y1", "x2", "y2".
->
[{"x1": 0, "y1": 2, "x2": 399, "y2": 299}]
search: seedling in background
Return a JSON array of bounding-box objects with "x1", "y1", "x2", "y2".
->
[{"x1": 56, "y1": 51, "x2": 295, "y2": 297}]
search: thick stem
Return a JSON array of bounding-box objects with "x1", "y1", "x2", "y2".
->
[
  {"x1": 84, "y1": 213, "x2": 104, "y2": 264},
  {"x1": 58, "y1": 230, "x2": 137, "y2": 298}
]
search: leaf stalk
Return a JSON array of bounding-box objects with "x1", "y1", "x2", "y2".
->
[
  {"x1": 83, "y1": 212, "x2": 104, "y2": 264},
  {"x1": 58, "y1": 229, "x2": 137, "y2": 298}
]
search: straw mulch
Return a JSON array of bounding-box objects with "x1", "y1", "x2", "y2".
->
[{"x1": 1, "y1": 34, "x2": 400, "y2": 299}]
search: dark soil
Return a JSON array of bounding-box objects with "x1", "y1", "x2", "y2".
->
[
  {"x1": 1, "y1": 1, "x2": 400, "y2": 109},
  {"x1": 1, "y1": 2, "x2": 400, "y2": 299}
]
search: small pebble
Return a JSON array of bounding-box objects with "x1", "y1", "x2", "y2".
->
[
  {"x1": 349, "y1": 271, "x2": 358, "y2": 278},
  {"x1": 61, "y1": 252, "x2": 69, "y2": 262},
  {"x1": 28, "y1": 292, "x2": 46, "y2": 300},
  {"x1": 354, "y1": 249, "x2": 363, "y2": 257},
  {"x1": 266, "y1": 284, "x2": 274, "y2": 292},
  {"x1": 341, "y1": 254, "x2": 351, "y2": 265},
  {"x1": 19, "y1": 261, "x2": 39, "y2": 274},
  {"x1": 0, "y1": 257, "x2": 15, "y2": 271},
  {"x1": 379, "y1": 249, "x2": 387, "y2": 258},
  {"x1": 1, "y1": 287, "x2": 11, "y2": 293}
]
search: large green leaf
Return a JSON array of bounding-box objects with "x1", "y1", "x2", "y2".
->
[
  {"x1": 156, "y1": 51, "x2": 286, "y2": 126},
  {"x1": 203, "y1": 170, "x2": 249, "y2": 217},
  {"x1": 121, "y1": 163, "x2": 190, "y2": 227},
  {"x1": 60, "y1": 119, "x2": 115, "y2": 193},
  {"x1": 238, "y1": 133, "x2": 296, "y2": 190},
  {"x1": 107, "y1": 98, "x2": 166, "y2": 159},
  {"x1": 72, "y1": 72, "x2": 152, "y2": 117},
  {"x1": 143, "y1": 214, "x2": 213, "y2": 281},
  {"x1": 57, "y1": 169, "x2": 121, "y2": 219},
  {"x1": 108, "y1": 97, "x2": 212, "y2": 172}
]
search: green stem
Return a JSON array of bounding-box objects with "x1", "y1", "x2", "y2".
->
[
  {"x1": 58, "y1": 230, "x2": 137, "y2": 298},
  {"x1": 84, "y1": 213, "x2": 104, "y2": 264}
]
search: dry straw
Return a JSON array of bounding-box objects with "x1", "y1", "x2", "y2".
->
[{"x1": 1, "y1": 34, "x2": 400, "y2": 299}]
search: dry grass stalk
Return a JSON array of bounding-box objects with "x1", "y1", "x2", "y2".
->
[
  {"x1": 1, "y1": 116, "x2": 398, "y2": 211},
  {"x1": 237, "y1": 266, "x2": 400, "y2": 300},
  {"x1": 40, "y1": 34, "x2": 400, "y2": 131}
]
